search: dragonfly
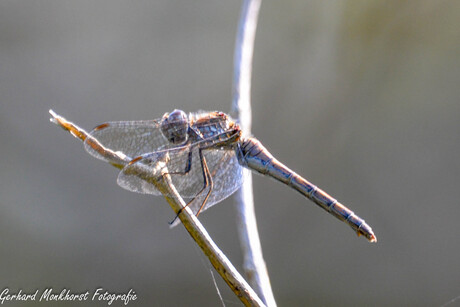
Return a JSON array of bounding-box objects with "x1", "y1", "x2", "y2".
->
[{"x1": 49, "y1": 109, "x2": 376, "y2": 242}]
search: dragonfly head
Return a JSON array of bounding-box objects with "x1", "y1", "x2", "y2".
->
[{"x1": 160, "y1": 109, "x2": 190, "y2": 145}]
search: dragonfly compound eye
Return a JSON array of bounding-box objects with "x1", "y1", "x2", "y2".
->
[{"x1": 160, "y1": 109, "x2": 189, "y2": 144}]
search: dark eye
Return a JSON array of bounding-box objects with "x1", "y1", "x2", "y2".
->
[{"x1": 160, "y1": 109, "x2": 189, "y2": 145}]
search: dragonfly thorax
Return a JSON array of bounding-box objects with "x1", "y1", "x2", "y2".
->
[{"x1": 160, "y1": 109, "x2": 189, "y2": 145}]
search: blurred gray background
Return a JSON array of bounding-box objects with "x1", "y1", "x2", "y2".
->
[{"x1": 1, "y1": 1, "x2": 459, "y2": 306}]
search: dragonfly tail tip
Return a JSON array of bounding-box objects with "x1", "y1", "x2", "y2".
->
[{"x1": 357, "y1": 229, "x2": 377, "y2": 243}]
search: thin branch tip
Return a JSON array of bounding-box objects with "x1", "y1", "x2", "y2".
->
[{"x1": 49, "y1": 109, "x2": 59, "y2": 124}]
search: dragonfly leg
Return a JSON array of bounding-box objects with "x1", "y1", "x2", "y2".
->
[
  {"x1": 165, "y1": 149, "x2": 193, "y2": 176},
  {"x1": 165, "y1": 125, "x2": 206, "y2": 176},
  {"x1": 168, "y1": 149, "x2": 213, "y2": 224},
  {"x1": 194, "y1": 149, "x2": 213, "y2": 217},
  {"x1": 166, "y1": 149, "x2": 194, "y2": 225}
]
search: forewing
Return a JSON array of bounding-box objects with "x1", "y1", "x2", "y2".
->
[{"x1": 83, "y1": 119, "x2": 167, "y2": 161}]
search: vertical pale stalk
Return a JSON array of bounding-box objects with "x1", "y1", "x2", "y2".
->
[{"x1": 232, "y1": 0, "x2": 277, "y2": 306}]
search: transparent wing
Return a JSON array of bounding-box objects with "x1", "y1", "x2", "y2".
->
[
  {"x1": 83, "y1": 119, "x2": 167, "y2": 161},
  {"x1": 117, "y1": 145, "x2": 244, "y2": 214}
]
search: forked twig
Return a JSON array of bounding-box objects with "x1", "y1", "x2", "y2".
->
[
  {"x1": 49, "y1": 110, "x2": 265, "y2": 307},
  {"x1": 231, "y1": 0, "x2": 277, "y2": 306}
]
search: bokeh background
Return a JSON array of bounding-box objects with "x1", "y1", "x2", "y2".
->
[{"x1": 1, "y1": 1, "x2": 459, "y2": 306}]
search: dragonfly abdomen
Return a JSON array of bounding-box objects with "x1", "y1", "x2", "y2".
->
[{"x1": 239, "y1": 137, "x2": 376, "y2": 242}]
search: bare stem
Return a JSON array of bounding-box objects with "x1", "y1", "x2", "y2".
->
[
  {"x1": 231, "y1": 0, "x2": 277, "y2": 306},
  {"x1": 152, "y1": 172, "x2": 265, "y2": 307},
  {"x1": 49, "y1": 110, "x2": 265, "y2": 307}
]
